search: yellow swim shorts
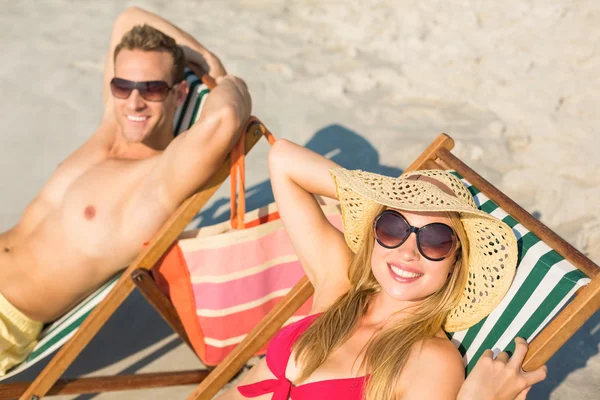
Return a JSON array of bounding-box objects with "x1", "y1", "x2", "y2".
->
[{"x1": 0, "y1": 291, "x2": 43, "y2": 376}]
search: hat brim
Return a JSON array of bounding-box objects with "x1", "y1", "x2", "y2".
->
[{"x1": 330, "y1": 167, "x2": 518, "y2": 332}]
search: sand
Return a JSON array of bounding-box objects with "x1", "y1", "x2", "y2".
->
[{"x1": 0, "y1": 0, "x2": 598, "y2": 398}]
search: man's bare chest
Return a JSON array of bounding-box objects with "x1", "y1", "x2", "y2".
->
[
  {"x1": 62, "y1": 158, "x2": 155, "y2": 214},
  {"x1": 35, "y1": 157, "x2": 164, "y2": 260}
]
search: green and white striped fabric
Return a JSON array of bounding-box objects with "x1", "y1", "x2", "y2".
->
[
  {"x1": 1, "y1": 71, "x2": 209, "y2": 381},
  {"x1": 447, "y1": 171, "x2": 591, "y2": 374},
  {"x1": 1, "y1": 274, "x2": 121, "y2": 380},
  {"x1": 174, "y1": 70, "x2": 210, "y2": 136}
]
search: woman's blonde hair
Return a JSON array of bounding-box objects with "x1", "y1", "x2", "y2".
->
[{"x1": 293, "y1": 205, "x2": 470, "y2": 399}]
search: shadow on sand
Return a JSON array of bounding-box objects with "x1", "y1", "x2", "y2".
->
[
  {"x1": 528, "y1": 310, "x2": 600, "y2": 399},
  {"x1": 190, "y1": 124, "x2": 404, "y2": 229}
]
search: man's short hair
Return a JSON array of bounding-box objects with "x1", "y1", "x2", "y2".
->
[{"x1": 114, "y1": 24, "x2": 185, "y2": 84}]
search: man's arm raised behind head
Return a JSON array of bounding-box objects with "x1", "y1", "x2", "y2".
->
[
  {"x1": 141, "y1": 75, "x2": 252, "y2": 212},
  {"x1": 102, "y1": 7, "x2": 226, "y2": 117}
]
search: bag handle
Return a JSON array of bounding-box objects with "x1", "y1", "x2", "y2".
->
[
  {"x1": 229, "y1": 117, "x2": 276, "y2": 230},
  {"x1": 191, "y1": 68, "x2": 276, "y2": 230}
]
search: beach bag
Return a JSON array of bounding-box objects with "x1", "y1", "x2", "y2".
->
[{"x1": 153, "y1": 136, "x2": 342, "y2": 366}]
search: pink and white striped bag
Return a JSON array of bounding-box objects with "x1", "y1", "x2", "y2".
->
[
  {"x1": 153, "y1": 202, "x2": 341, "y2": 365},
  {"x1": 153, "y1": 124, "x2": 342, "y2": 365}
]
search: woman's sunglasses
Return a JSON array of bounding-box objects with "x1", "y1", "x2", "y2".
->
[
  {"x1": 373, "y1": 210, "x2": 457, "y2": 261},
  {"x1": 110, "y1": 78, "x2": 178, "y2": 102}
]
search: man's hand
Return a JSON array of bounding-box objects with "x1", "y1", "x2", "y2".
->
[
  {"x1": 457, "y1": 338, "x2": 547, "y2": 400},
  {"x1": 147, "y1": 74, "x2": 251, "y2": 211},
  {"x1": 203, "y1": 52, "x2": 227, "y2": 78},
  {"x1": 214, "y1": 75, "x2": 251, "y2": 125},
  {"x1": 180, "y1": 45, "x2": 226, "y2": 79}
]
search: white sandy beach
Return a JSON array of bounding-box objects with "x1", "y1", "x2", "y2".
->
[{"x1": 1, "y1": 0, "x2": 599, "y2": 398}]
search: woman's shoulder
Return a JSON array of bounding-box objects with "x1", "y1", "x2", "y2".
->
[
  {"x1": 396, "y1": 335, "x2": 464, "y2": 399},
  {"x1": 418, "y1": 335, "x2": 464, "y2": 368}
]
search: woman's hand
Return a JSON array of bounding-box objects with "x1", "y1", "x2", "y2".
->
[{"x1": 457, "y1": 338, "x2": 547, "y2": 400}]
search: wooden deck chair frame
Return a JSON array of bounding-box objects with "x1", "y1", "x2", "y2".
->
[
  {"x1": 181, "y1": 133, "x2": 600, "y2": 400},
  {"x1": 0, "y1": 71, "x2": 275, "y2": 398},
  {"x1": 4, "y1": 133, "x2": 597, "y2": 399}
]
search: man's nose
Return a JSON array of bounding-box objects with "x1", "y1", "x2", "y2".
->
[{"x1": 126, "y1": 89, "x2": 146, "y2": 110}]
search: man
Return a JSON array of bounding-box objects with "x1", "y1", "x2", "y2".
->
[{"x1": 0, "y1": 7, "x2": 251, "y2": 374}]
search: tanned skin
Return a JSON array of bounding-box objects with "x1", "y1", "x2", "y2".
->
[{"x1": 0, "y1": 7, "x2": 250, "y2": 323}]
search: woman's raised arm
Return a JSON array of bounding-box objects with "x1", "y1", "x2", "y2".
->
[{"x1": 269, "y1": 139, "x2": 352, "y2": 312}]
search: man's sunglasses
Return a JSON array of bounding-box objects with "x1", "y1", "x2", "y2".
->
[
  {"x1": 110, "y1": 78, "x2": 179, "y2": 102},
  {"x1": 373, "y1": 210, "x2": 457, "y2": 261}
]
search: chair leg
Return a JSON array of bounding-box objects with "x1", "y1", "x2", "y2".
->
[
  {"x1": 131, "y1": 269, "x2": 194, "y2": 351},
  {"x1": 0, "y1": 370, "x2": 208, "y2": 399}
]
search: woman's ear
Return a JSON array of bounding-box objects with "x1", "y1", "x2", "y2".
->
[{"x1": 448, "y1": 251, "x2": 461, "y2": 277}]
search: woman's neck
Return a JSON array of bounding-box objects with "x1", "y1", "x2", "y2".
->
[{"x1": 363, "y1": 291, "x2": 421, "y2": 328}]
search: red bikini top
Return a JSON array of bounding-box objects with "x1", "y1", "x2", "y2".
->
[{"x1": 238, "y1": 314, "x2": 368, "y2": 400}]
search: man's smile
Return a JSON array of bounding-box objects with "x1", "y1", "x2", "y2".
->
[{"x1": 126, "y1": 115, "x2": 149, "y2": 122}]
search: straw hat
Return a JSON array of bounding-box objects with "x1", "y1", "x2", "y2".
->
[{"x1": 329, "y1": 168, "x2": 518, "y2": 332}]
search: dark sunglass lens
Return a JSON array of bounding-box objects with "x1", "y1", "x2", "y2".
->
[
  {"x1": 419, "y1": 224, "x2": 455, "y2": 260},
  {"x1": 375, "y1": 212, "x2": 410, "y2": 247},
  {"x1": 140, "y1": 81, "x2": 171, "y2": 101},
  {"x1": 110, "y1": 78, "x2": 134, "y2": 99}
]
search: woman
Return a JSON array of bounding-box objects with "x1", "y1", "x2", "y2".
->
[{"x1": 219, "y1": 140, "x2": 547, "y2": 400}]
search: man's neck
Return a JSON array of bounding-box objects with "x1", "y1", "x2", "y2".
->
[{"x1": 109, "y1": 128, "x2": 173, "y2": 159}]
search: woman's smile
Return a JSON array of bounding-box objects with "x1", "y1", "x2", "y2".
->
[{"x1": 387, "y1": 262, "x2": 424, "y2": 283}]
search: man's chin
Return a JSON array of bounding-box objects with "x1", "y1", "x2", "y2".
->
[
  {"x1": 116, "y1": 118, "x2": 150, "y2": 139},
  {"x1": 122, "y1": 130, "x2": 149, "y2": 143}
]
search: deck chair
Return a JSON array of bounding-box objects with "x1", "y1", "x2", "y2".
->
[
  {"x1": 184, "y1": 133, "x2": 600, "y2": 400},
  {"x1": 0, "y1": 66, "x2": 207, "y2": 382},
  {"x1": 0, "y1": 65, "x2": 274, "y2": 399}
]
